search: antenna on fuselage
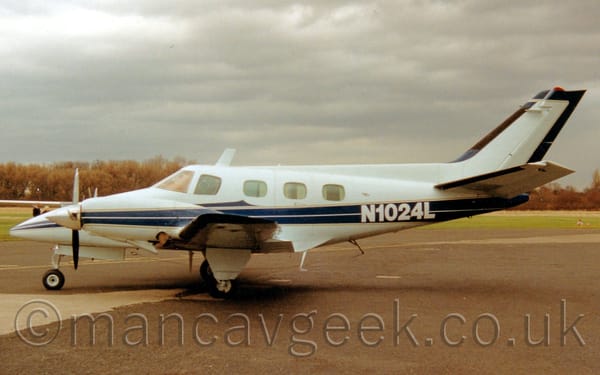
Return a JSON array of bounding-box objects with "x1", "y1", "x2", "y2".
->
[
  {"x1": 349, "y1": 239, "x2": 365, "y2": 255},
  {"x1": 215, "y1": 148, "x2": 236, "y2": 166},
  {"x1": 299, "y1": 251, "x2": 308, "y2": 272}
]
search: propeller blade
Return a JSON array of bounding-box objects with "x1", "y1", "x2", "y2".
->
[
  {"x1": 72, "y1": 168, "x2": 80, "y2": 204},
  {"x1": 72, "y1": 230, "x2": 79, "y2": 270},
  {"x1": 71, "y1": 168, "x2": 81, "y2": 270}
]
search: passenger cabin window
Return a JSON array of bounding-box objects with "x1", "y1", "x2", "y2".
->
[
  {"x1": 194, "y1": 174, "x2": 222, "y2": 195},
  {"x1": 155, "y1": 170, "x2": 194, "y2": 193},
  {"x1": 284, "y1": 182, "x2": 307, "y2": 200},
  {"x1": 322, "y1": 184, "x2": 345, "y2": 201},
  {"x1": 244, "y1": 180, "x2": 267, "y2": 198}
]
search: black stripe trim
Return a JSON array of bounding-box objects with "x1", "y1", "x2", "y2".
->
[
  {"x1": 435, "y1": 166, "x2": 524, "y2": 190},
  {"x1": 527, "y1": 89, "x2": 586, "y2": 162}
]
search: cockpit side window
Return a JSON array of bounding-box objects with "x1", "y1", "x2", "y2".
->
[
  {"x1": 194, "y1": 174, "x2": 222, "y2": 195},
  {"x1": 155, "y1": 170, "x2": 194, "y2": 193}
]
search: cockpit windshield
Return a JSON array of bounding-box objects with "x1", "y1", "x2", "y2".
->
[{"x1": 154, "y1": 170, "x2": 194, "y2": 193}]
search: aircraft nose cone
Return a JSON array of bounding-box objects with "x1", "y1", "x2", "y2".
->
[
  {"x1": 9, "y1": 214, "x2": 53, "y2": 240},
  {"x1": 9, "y1": 225, "x2": 25, "y2": 240},
  {"x1": 45, "y1": 205, "x2": 82, "y2": 230},
  {"x1": 8, "y1": 223, "x2": 23, "y2": 238}
]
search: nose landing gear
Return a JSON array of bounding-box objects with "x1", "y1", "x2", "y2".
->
[
  {"x1": 42, "y1": 246, "x2": 66, "y2": 290},
  {"x1": 42, "y1": 269, "x2": 65, "y2": 290}
]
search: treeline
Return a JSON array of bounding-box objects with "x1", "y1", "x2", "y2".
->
[
  {"x1": 518, "y1": 182, "x2": 600, "y2": 210},
  {"x1": 0, "y1": 156, "x2": 192, "y2": 202},
  {"x1": 510, "y1": 169, "x2": 600, "y2": 210},
  {"x1": 0, "y1": 159, "x2": 599, "y2": 209}
]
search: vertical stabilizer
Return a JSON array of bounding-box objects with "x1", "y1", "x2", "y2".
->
[{"x1": 455, "y1": 88, "x2": 585, "y2": 176}]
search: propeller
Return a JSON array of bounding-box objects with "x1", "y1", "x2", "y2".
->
[
  {"x1": 72, "y1": 169, "x2": 80, "y2": 270},
  {"x1": 72, "y1": 229, "x2": 79, "y2": 270},
  {"x1": 44, "y1": 168, "x2": 83, "y2": 270}
]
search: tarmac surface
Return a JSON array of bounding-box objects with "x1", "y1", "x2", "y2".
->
[{"x1": 1, "y1": 228, "x2": 600, "y2": 374}]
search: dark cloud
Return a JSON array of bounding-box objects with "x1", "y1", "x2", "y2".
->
[{"x1": 1, "y1": 1, "x2": 598, "y2": 187}]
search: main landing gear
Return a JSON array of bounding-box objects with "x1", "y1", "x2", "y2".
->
[{"x1": 200, "y1": 259, "x2": 239, "y2": 299}]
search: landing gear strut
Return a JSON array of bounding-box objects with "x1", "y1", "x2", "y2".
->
[
  {"x1": 199, "y1": 259, "x2": 238, "y2": 299},
  {"x1": 43, "y1": 247, "x2": 65, "y2": 290}
]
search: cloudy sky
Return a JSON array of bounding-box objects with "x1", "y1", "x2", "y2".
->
[{"x1": 1, "y1": 0, "x2": 598, "y2": 188}]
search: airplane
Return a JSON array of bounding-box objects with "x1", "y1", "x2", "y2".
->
[{"x1": 7, "y1": 87, "x2": 585, "y2": 298}]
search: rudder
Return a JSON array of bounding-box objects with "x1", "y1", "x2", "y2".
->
[{"x1": 454, "y1": 87, "x2": 585, "y2": 176}]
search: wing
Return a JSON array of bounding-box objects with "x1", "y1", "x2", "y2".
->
[
  {"x1": 177, "y1": 212, "x2": 294, "y2": 253},
  {"x1": 435, "y1": 161, "x2": 573, "y2": 198},
  {"x1": 0, "y1": 200, "x2": 69, "y2": 207}
]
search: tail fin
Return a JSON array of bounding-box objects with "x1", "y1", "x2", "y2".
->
[{"x1": 454, "y1": 87, "x2": 585, "y2": 175}]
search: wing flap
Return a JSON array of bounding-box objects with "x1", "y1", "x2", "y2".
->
[{"x1": 435, "y1": 161, "x2": 574, "y2": 198}]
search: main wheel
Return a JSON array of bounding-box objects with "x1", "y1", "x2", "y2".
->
[
  {"x1": 208, "y1": 279, "x2": 239, "y2": 299},
  {"x1": 43, "y1": 269, "x2": 65, "y2": 290},
  {"x1": 199, "y1": 260, "x2": 215, "y2": 283},
  {"x1": 200, "y1": 260, "x2": 239, "y2": 299}
]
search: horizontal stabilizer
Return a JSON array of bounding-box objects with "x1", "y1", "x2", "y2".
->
[{"x1": 435, "y1": 161, "x2": 574, "y2": 198}]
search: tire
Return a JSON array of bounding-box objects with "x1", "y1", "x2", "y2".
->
[
  {"x1": 208, "y1": 279, "x2": 238, "y2": 299},
  {"x1": 199, "y1": 260, "x2": 215, "y2": 283},
  {"x1": 43, "y1": 269, "x2": 65, "y2": 290},
  {"x1": 201, "y1": 260, "x2": 239, "y2": 299}
]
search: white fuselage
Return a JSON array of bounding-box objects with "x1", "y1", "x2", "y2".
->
[
  {"x1": 6, "y1": 87, "x2": 585, "y2": 296},
  {"x1": 10, "y1": 161, "x2": 523, "y2": 254}
]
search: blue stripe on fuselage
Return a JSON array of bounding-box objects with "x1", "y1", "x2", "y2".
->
[
  {"x1": 11, "y1": 221, "x2": 61, "y2": 231},
  {"x1": 79, "y1": 195, "x2": 528, "y2": 227}
]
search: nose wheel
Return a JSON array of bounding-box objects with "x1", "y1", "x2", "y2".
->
[{"x1": 43, "y1": 269, "x2": 65, "y2": 290}]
